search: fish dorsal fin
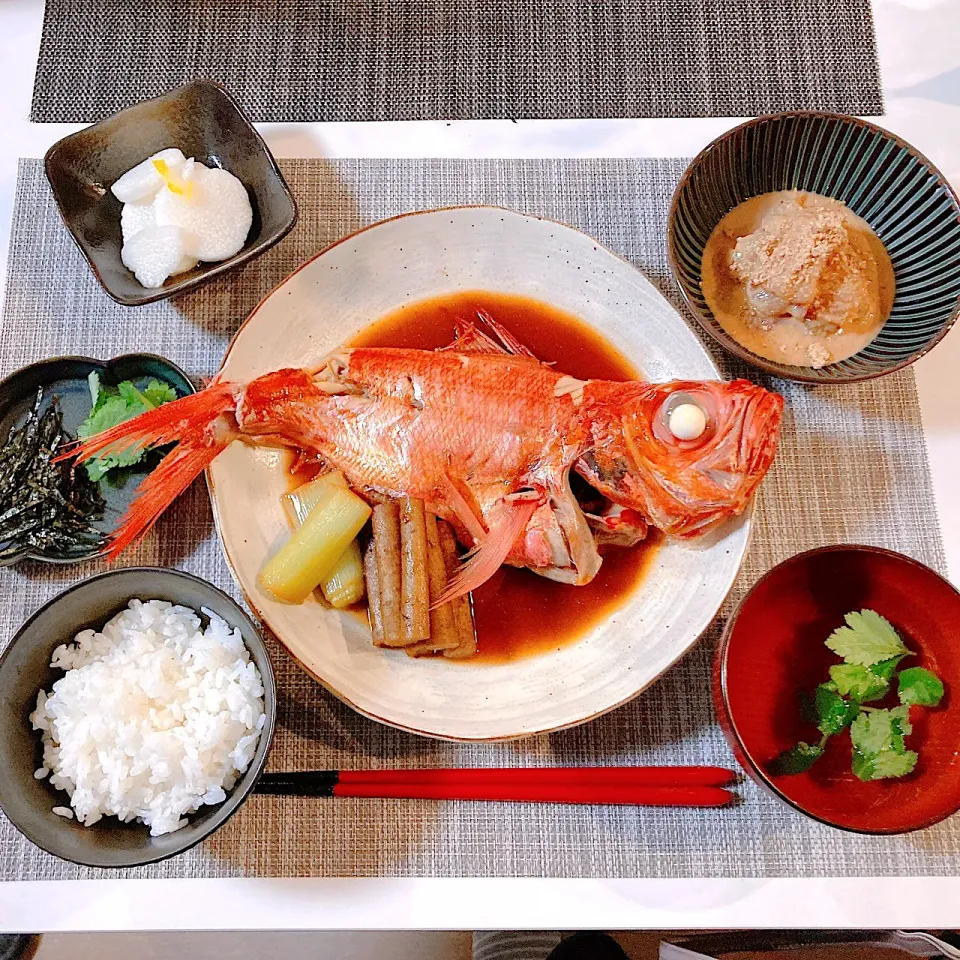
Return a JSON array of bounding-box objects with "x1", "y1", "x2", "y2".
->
[
  {"x1": 475, "y1": 308, "x2": 538, "y2": 358},
  {"x1": 431, "y1": 497, "x2": 539, "y2": 607},
  {"x1": 438, "y1": 309, "x2": 540, "y2": 359},
  {"x1": 438, "y1": 321, "x2": 508, "y2": 355}
]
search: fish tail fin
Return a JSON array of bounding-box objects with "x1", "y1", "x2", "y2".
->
[
  {"x1": 104, "y1": 441, "x2": 227, "y2": 558},
  {"x1": 431, "y1": 496, "x2": 539, "y2": 607},
  {"x1": 61, "y1": 382, "x2": 237, "y2": 559},
  {"x1": 60, "y1": 382, "x2": 236, "y2": 464}
]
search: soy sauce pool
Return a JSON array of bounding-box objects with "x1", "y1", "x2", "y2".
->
[
  {"x1": 347, "y1": 290, "x2": 661, "y2": 664},
  {"x1": 350, "y1": 290, "x2": 638, "y2": 381}
]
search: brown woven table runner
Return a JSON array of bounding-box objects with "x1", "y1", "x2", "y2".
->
[
  {"x1": 31, "y1": 0, "x2": 883, "y2": 122},
  {"x1": 0, "y1": 158, "x2": 951, "y2": 880}
]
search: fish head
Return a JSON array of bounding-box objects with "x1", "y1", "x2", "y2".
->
[{"x1": 577, "y1": 379, "x2": 784, "y2": 536}]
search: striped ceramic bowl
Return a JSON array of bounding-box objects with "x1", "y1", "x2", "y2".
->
[{"x1": 667, "y1": 112, "x2": 960, "y2": 383}]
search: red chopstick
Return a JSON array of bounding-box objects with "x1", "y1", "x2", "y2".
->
[
  {"x1": 329, "y1": 783, "x2": 732, "y2": 806},
  {"x1": 339, "y1": 766, "x2": 734, "y2": 785},
  {"x1": 254, "y1": 767, "x2": 737, "y2": 806}
]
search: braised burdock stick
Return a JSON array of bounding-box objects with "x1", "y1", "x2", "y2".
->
[
  {"x1": 405, "y1": 512, "x2": 461, "y2": 658},
  {"x1": 425, "y1": 512, "x2": 460, "y2": 651},
  {"x1": 437, "y1": 518, "x2": 478, "y2": 659},
  {"x1": 400, "y1": 497, "x2": 431, "y2": 643},
  {"x1": 363, "y1": 539, "x2": 385, "y2": 647},
  {"x1": 365, "y1": 503, "x2": 477, "y2": 656},
  {"x1": 371, "y1": 502, "x2": 405, "y2": 646}
]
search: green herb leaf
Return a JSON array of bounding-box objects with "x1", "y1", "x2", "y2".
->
[
  {"x1": 872, "y1": 656, "x2": 905, "y2": 684},
  {"x1": 898, "y1": 666, "x2": 945, "y2": 707},
  {"x1": 828, "y1": 656, "x2": 903, "y2": 703},
  {"x1": 850, "y1": 706, "x2": 917, "y2": 781},
  {"x1": 142, "y1": 379, "x2": 177, "y2": 408},
  {"x1": 890, "y1": 703, "x2": 914, "y2": 739},
  {"x1": 77, "y1": 376, "x2": 177, "y2": 481},
  {"x1": 850, "y1": 709, "x2": 898, "y2": 756},
  {"x1": 851, "y1": 748, "x2": 875, "y2": 781},
  {"x1": 87, "y1": 371, "x2": 102, "y2": 410},
  {"x1": 77, "y1": 394, "x2": 132, "y2": 440},
  {"x1": 851, "y1": 705, "x2": 912, "y2": 755},
  {"x1": 117, "y1": 380, "x2": 147, "y2": 407},
  {"x1": 769, "y1": 741, "x2": 824, "y2": 776},
  {"x1": 852, "y1": 747, "x2": 918, "y2": 780},
  {"x1": 825, "y1": 609, "x2": 910, "y2": 666},
  {"x1": 814, "y1": 682, "x2": 859, "y2": 735},
  {"x1": 870, "y1": 749, "x2": 918, "y2": 779}
]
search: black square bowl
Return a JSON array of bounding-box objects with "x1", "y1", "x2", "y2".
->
[{"x1": 44, "y1": 81, "x2": 297, "y2": 307}]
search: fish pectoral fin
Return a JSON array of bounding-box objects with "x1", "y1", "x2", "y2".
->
[
  {"x1": 441, "y1": 472, "x2": 488, "y2": 544},
  {"x1": 437, "y1": 310, "x2": 544, "y2": 363},
  {"x1": 431, "y1": 495, "x2": 539, "y2": 608}
]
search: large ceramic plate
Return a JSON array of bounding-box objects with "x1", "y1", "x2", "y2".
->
[{"x1": 210, "y1": 207, "x2": 751, "y2": 741}]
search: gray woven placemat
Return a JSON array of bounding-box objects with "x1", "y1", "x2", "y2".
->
[
  {"x1": 0, "y1": 158, "x2": 951, "y2": 880},
  {"x1": 30, "y1": 0, "x2": 883, "y2": 122}
]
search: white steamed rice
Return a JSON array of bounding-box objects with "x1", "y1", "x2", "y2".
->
[{"x1": 30, "y1": 599, "x2": 266, "y2": 836}]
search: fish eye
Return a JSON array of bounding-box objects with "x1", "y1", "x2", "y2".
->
[{"x1": 657, "y1": 392, "x2": 711, "y2": 444}]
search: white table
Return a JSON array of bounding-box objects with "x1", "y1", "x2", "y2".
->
[{"x1": 1, "y1": 0, "x2": 959, "y2": 933}]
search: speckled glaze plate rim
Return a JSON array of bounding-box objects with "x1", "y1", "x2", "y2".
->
[
  {"x1": 207, "y1": 204, "x2": 755, "y2": 742},
  {"x1": 0, "y1": 352, "x2": 195, "y2": 567},
  {"x1": 666, "y1": 109, "x2": 960, "y2": 385},
  {"x1": 715, "y1": 543, "x2": 960, "y2": 835}
]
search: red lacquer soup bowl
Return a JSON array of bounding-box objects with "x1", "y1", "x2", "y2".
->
[{"x1": 714, "y1": 545, "x2": 960, "y2": 834}]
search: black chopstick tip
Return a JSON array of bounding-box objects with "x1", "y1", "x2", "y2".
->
[{"x1": 253, "y1": 770, "x2": 341, "y2": 797}]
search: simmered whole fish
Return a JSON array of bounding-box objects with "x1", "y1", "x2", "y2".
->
[{"x1": 66, "y1": 315, "x2": 783, "y2": 600}]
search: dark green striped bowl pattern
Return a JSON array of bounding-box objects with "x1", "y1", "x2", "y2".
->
[{"x1": 668, "y1": 112, "x2": 960, "y2": 383}]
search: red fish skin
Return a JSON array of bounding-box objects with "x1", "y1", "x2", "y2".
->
[
  {"x1": 237, "y1": 350, "x2": 587, "y2": 536},
  {"x1": 576, "y1": 378, "x2": 784, "y2": 536},
  {"x1": 234, "y1": 348, "x2": 783, "y2": 576},
  {"x1": 67, "y1": 339, "x2": 783, "y2": 577}
]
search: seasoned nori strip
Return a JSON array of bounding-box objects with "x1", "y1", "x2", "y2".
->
[{"x1": 0, "y1": 390, "x2": 105, "y2": 557}]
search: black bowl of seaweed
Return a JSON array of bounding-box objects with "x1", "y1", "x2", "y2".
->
[{"x1": 0, "y1": 354, "x2": 194, "y2": 565}]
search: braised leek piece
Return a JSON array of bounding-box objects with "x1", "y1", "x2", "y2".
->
[
  {"x1": 280, "y1": 471, "x2": 364, "y2": 608},
  {"x1": 320, "y1": 538, "x2": 365, "y2": 608},
  {"x1": 259, "y1": 484, "x2": 371, "y2": 604},
  {"x1": 281, "y1": 471, "x2": 348, "y2": 527}
]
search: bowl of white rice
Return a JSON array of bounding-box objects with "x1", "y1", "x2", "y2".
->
[{"x1": 0, "y1": 568, "x2": 276, "y2": 868}]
